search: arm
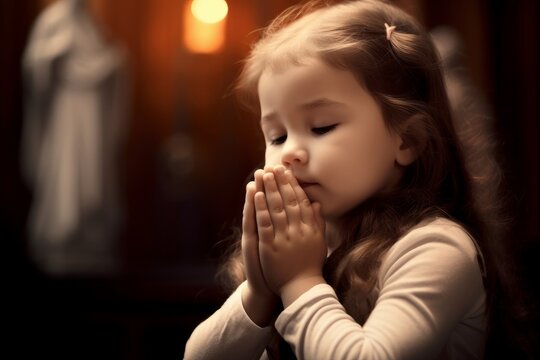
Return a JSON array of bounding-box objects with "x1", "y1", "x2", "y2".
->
[
  {"x1": 254, "y1": 168, "x2": 484, "y2": 358},
  {"x1": 274, "y1": 223, "x2": 486, "y2": 360},
  {"x1": 185, "y1": 169, "x2": 280, "y2": 359},
  {"x1": 184, "y1": 281, "x2": 275, "y2": 360}
]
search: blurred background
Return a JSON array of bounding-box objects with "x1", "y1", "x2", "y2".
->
[{"x1": 1, "y1": 0, "x2": 538, "y2": 358}]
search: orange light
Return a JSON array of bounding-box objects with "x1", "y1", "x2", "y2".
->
[
  {"x1": 191, "y1": 0, "x2": 228, "y2": 24},
  {"x1": 184, "y1": 0, "x2": 228, "y2": 54}
]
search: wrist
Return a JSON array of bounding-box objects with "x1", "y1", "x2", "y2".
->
[
  {"x1": 242, "y1": 284, "x2": 280, "y2": 327},
  {"x1": 280, "y1": 274, "x2": 326, "y2": 308}
]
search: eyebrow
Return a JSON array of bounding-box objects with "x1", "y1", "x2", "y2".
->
[
  {"x1": 260, "y1": 98, "x2": 347, "y2": 123},
  {"x1": 301, "y1": 98, "x2": 347, "y2": 111}
]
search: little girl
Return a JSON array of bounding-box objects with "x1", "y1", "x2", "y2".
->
[{"x1": 185, "y1": 0, "x2": 501, "y2": 358}]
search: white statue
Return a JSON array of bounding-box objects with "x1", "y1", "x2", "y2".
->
[{"x1": 21, "y1": 0, "x2": 128, "y2": 274}]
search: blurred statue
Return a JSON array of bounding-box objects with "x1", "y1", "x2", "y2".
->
[{"x1": 21, "y1": 0, "x2": 128, "y2": 275}]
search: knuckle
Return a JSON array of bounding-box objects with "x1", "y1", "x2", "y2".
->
[
  {"x1": 261, "y1": 220, "x2": 273, "y2": 229},
  {"x1": 287, "y1": 198, "x2": 299, "y2": 207},
  {"x1": 272, "y1": 206, "x2": 284, "y2": 213}
]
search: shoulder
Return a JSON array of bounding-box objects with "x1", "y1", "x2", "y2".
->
[
  {"x1": 378, "y1": 217, "x2": 485, "y2": 293},
  {"x1": 364, "y1": 219, "x2": 486, "y2": 357},
  {"x1": 386, "y1": 217, "x2": 479, "y2": 265}
]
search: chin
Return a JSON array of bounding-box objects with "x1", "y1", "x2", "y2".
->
[
  {"x1": 319, "y1": 206, "x2": 342, "y2": 221},
  {"x1": 321, "y1": 201, "x2": 365, "y2": 223}
]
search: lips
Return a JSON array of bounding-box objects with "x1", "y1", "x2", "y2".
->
[
  {"x1": 297, "y1": 180, "x2": 318, "y2": 188},
  {"x1": 290, "y1": 172, "x2": 318, "y2": 188}
]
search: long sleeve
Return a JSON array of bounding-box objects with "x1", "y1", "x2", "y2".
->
[
  {"x1": 184, "y1": 281, "x2": 275, "y2": 360},
  {"x1": 275, "y1": 218, "x2": 486, "y2": 360}
]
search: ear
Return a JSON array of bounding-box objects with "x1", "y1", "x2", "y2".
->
[
  {"x1": 394, "y1": 113, "x2": 428, "y2": 166},
  {"x1": 395, "y1": 138, "x2": 416, "y2": 166}
]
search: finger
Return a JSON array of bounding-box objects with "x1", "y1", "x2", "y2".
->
[
  {"x1": 263, "y1": 172, "x2": 288, "y2": 235},
  {"x1": 254, "y1": 169, "x2": 265, "y2": 193},
  {"x1": 242, "y1": 183, "x2": 259, "y2": 279},
  {"x1": 274, "y1": 166, "x2": 302, "y2": 224},
  {"x1": 263, "y1": 164, "x2": 275, "y2": 173},
  {"x1": 242, "y1": 181, "x2": 257, "y2": 235},
  {"x1": 254, "y1": 191, "x2": 274, "y2": 242},
  {"x1": 286, "y1": 170, "x2": 316, "y2": 226}
]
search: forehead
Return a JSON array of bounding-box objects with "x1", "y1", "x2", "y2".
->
[{"x1": 257, "y1": 58, "x2": 368, "y2": 114}]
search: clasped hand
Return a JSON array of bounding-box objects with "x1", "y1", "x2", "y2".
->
[{"x1": 241, "y1": 165, "x2": 327, "y2": 304}]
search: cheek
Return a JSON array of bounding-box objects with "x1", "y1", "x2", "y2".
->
[
  {"x1": 329, "y1": 135, "x2": 396, "y2": 185},
  {"x1": 349, "y1": 138, "x2": 398, "y2": 189},
  {"x1": 264, "y1": 148, "x2": 280, "y2": 166}
]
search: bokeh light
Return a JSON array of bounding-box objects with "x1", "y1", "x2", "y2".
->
[{"x1": 190, "y1": 0, "x2": 228, "y2": 24}]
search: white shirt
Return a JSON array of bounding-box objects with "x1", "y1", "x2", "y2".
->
[{"x1": 184, "y1": 218, "x2": 486, "y2": 359}]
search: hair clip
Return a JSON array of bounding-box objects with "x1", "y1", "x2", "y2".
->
[{"x1": 384, "y1": 22, "x2": 396, "y2": 40}]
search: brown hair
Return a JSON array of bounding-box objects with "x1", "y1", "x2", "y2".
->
[{"x1": 220, "y1": 0, "x2": 511, "y2": 355}]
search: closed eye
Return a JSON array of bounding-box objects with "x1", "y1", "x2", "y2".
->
[
  {"x1": 312, "y1": 124, "x2": 338, "y2": 135},
  {"x1": 270, "y1": 134, "x2": 287, "y2": 145}
]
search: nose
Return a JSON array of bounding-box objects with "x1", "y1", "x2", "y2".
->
[{"x1": 281, "y1": 137, "x2": 308, "y2": 167}]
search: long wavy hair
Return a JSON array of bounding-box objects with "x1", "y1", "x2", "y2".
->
[{"x1": 219, "y1": 0, "x2": 514, "y2": 357}]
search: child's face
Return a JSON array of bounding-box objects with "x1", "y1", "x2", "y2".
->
[{"x1": 258, "y1": 58, "x2": 404, "y2": 220}]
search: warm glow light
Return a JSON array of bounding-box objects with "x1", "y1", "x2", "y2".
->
[
  {"x1": 191, "y1": 0, "x2": 228, "y2": 24},
  {"x1": 184, "y1": 0, "x2": 227, "y2": 54}
]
